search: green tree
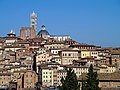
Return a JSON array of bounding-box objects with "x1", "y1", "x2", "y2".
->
[
  {"x1": 60, "y1": 68, "x2": 80, "y2": 90},
  {"x1": 86, "y1": 64, "x2": 100, "y2": 90},
  {"x1": 35, "y1": 82, "x2": 41, "y2": 90},
  {"x1": 82, "y1": 79, "x2": 86, "y2": 90}
]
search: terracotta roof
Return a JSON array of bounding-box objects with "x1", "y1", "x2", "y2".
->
[
  {"x1": 70, "y1": 44, "x2": 96, "y2": 47},
  {"x1": 79, "y1": 72, "x2": 120, "y2": 81},
  {"x1": 111, "y1": 49, "x2": 120, "y2": 55},
  {"x1": 47, "y1": 62, "x2": 60, "y2": 65},
  {"x1": 57, "y1": 70, "x2": 67, "y2": 73},
  {"x1": 40, "y1": 67, "x2": 49, "y2": 69},
  {"x1": 60, "y1": 48, "x2": 81, "y2": 51},
  {"x1": 13, "y1": 70, "x2": 27, "y2": 73},
  {"x1": 73, "y1": 60, "x2": 87, "y2": 63},
  {"x1": 82, "y1": 56, "x2": 94, "y2": 59},
  {"x1": 4, "y1": 45, "x2": 23, "y2": 48},
  {"x1": 0, "y1": 72, "x2": 11, "y2": 76},
  {"x1": 65, "y1": 65, "x2": 88, "y2": 68}
]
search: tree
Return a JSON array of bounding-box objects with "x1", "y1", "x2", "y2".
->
[
  {"x1": 86, "y1": 64, "x2": 100, "y2": 90},
  {"x1": 82, "y1": 79, "x2": 86, "y2": 90},
  {"x1": 60, "y1": 68, "x2": 80, "y2": 90},
  {"x1": 33, "y1": 52, "x2": 37, "y2": 72},
  {"x1": 35, "y1": 82, "x2": 41, "y2": 90}
]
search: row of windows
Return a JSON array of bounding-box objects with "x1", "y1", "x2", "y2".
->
[
  {"x1": 58, "y1": 73, "x2": 66, "y2": 75},
  {"x1": 43, "y1": 79, "x2": 57, "y2": 83},
  {"x1": 38, "y1": 56, "x2": 49, "y2": 58},
  {"x1": 26, "y1": 79, "x2": 32, "y2": 83},
  {"x1": 43, "y1": 76, "x2": 51, "y2": 78},
  {"x1": 91, "y1": 52, "x2": 98, "y2": 55},
  {"x1": 0, "y1": 77, "x2": 10, "y2": 80},
  {"x1": 101, "y1": 61, "x2": 107, "y2": 63},
  {"x1": 26, "y1": 74, "x2": 32, "y2": 77},
  {"x1": 63, "y1": 53, "x2": 78, "y2": 57},
  {"x1": 43, "y1": 80, "x2": 51, "y2": 82},
  {"x1": 74, "y1": 68, "x2": 88, "y2": 70},
  {"x1": 58, "y1": 70, "x2": 87, "y2": 76},
  {"x1": 52, "y1": 51, "x2": 58, "y2": 54},
  {"x1": 82, "y1": 54, "x2": 88, "y2": 56},
  {"x1": 73, "y1": 46, "x2": 95, "y2": 50},
  {"x1": 106, "y1": 70, "x2": 114, "y2": 72},
  {"x1": 26, "y1": 86, "x2": 32, "y2": 88},
  {"x1": 58, "y1": 76, "x2": 65, "y2": 78},
  {"x1": 52, "y1": 59, "x2": 61, "y2": 61},
  {"x1": 45, "y1": 46, "x2": 64, "y2": 49},
  {"x1": 43, "y1": 72, "x2": 52, "y2": 74}
]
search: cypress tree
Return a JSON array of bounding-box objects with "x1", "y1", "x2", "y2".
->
[
  {"x1": 82, "y1": 79, "x2": 86, "y2": 90},
  {"x1": 86, "y1": 64, "x2": 100, "y2": 90},
  {"x1": 60, "y1": 68, "x2": 80, "y2": 90},
  {"x1": 35, "y1": 82, "x2": 41, "y2": 90},
  {"x1": 33, "y1": 52, "x2": 37, "y2": 72}
]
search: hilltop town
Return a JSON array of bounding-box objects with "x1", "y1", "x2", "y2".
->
[{"x1": 0, "y1": 12, "x2": 120, "y2": 90}]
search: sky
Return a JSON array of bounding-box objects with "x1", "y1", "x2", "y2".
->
[{"x1": 0, "y1": 0, "x2": 120, "y2": 47}]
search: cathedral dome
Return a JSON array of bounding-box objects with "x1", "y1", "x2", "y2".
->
[{"x1": 37, "y1": 25, "x2": 49, "y2": 36}]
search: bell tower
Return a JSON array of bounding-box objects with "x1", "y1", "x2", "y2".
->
[{"x1": 30, "y1": 11, "x2": 37, "y2": 31}]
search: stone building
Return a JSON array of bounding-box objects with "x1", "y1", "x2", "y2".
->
[
  {"x1": 59, "y1": 48, "x2": 81, "y2": 65},
  {"x1": 23, "y1": 70, "x2": 38, "y2": 89},
  {"x1": 79, "y1": 72, "x2": 120, "y2": 90}
]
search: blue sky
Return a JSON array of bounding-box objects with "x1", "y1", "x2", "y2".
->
[{"x1": 0, "y1": 0, "x2": 120, "y2": 47}]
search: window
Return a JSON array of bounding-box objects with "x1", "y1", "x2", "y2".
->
[
  {"x1": 32, "y1": 22, "x2": 35, "y2": 24},
  {"x1": 30, "y1": 79, "x2": 32, "y2": 83},
  {"x1": 8, "y1": 77, "x2": 10, "y2": 80},
  {"x1": 26, "y1": 79, "x2": 28, "y2": 83}
]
